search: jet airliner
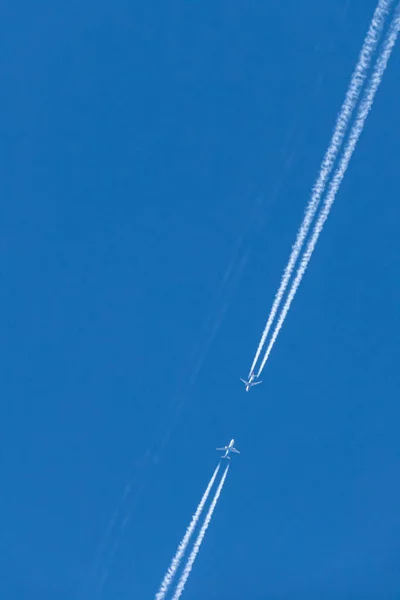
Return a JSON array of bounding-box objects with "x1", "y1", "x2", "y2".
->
[
  {"x1": 240, "y1": 372, "x2": 262, "y2": 391},
  {"x1": 216, "y1": 439, "x2": 240, "y2": 459}
]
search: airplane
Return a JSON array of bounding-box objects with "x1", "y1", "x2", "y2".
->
[
  {"x1": 216, "y1": 438, "x2": 240, "y2": 460},
  {"x1": 240, "y1": 372, "x2": 262, "y2": 392}
]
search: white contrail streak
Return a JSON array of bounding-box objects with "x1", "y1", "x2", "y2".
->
[
  {"x1": 171, "y1": 465, "x2": 230, "y2": 600},
  {"x1": 154, "y1": 464, "x2": 220, "y2": 600},
  {"x1": 257, "y1": 8, "x2": 400, "y2": 374},
  {"x1": 248, "y1": 0, "x2": 393, "y2": 377}
]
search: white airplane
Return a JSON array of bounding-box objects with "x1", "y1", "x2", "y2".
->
[
  {"x1": 216, "y1": 438, "x2": 240, "y2": 460},
  {"x1": 240, "y1": 372, "x2": 262, "y2": 392}
]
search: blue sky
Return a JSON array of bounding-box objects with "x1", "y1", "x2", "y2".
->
[{"x1": 1, "y1": 1, "x2": 400, "y2": 599}]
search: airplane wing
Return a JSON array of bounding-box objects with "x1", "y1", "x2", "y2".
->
[
  {"x1": 240, "y1": 378, "x2": 248, "y2": 384},
  {"x1": 216, "y1": 447, "x2": 227, "y2": 451},
  {"x1": 231, "y1": 448, "x2": 240, "y2": 454},
  {"x1": 253, "y1": 381, "x2": 262, "y2": 386}
]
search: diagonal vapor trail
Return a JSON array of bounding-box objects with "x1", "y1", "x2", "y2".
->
[
  {"x1": 257, "y1": 6, "x2": 400, "y2": 374},
  {"x1": 154, "y1": 464, "x2": 221, "y2": 600},
  {"x1": 171, "y1": 464, "x2": 230, "y2": 600},
  {"x1": 248, "y1": 0, "x2": 394, "y2": 377},
  {"x1": 81, "y1": 199, "x2": 261, "y2": 598}
]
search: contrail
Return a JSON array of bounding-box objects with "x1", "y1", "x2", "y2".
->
[
  {"x1": 154, "y1": 464, "x2": 221, "y2": 600},
  {"x1": 257, "y1": 7, "x2": 400, "y2": 374},
  {"x1": 172, "y1": 464, "x2": 230, "y2": 600},
  {"x1": 248, "y1": 0, "x2": 393, "y2": 377}
]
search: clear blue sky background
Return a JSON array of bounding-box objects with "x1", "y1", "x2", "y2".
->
[{"x1": 1, "y1": 1, "x2": 400, "y2": 599}]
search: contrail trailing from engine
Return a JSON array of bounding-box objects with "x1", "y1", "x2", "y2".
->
[
  {"x1": 171, "y1": 465, "x2": 230, "y2": 600},
  {"x1": 248, "y1": 0, "x2": 394, "y2": 377},
  {"x1": 154, "y1": 464, "x2": 221, "y2": 600},
  {"x1": 257, "y1": 7, "x2": 400, "y2": 374}
]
